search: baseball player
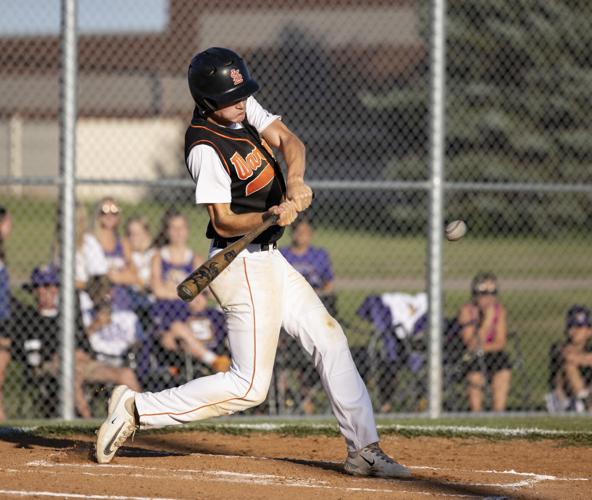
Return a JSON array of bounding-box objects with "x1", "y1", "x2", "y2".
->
[{"x1": 96, "y1": 47, "x2": 410, "y2": 479}]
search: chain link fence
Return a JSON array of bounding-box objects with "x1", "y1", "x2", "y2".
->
[{"x1": 1, "y1": 0, "x2": 591, "y2": 420}]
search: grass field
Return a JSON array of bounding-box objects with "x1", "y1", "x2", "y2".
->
[
  {"x1": 2, "y1": 415, "x2": 592, "y2": 441},
  {"x1": 2, "y1": 194, "x2": 592, "y2": 412}
]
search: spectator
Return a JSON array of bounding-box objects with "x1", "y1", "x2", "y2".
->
[
  {"x1": 124, "y1": 216, "x2": 156, "y2": 313},
  {"x1": 0, "y1": 206, "x2": 12, "y2": 420},
  {"x1": 547, "y1": 306, "x2": 592, "y2": 413},
  {"x1": 125, "y1": 216, "x2": 155, "y2": 294},
  {"x1": 186, "y1": 290, "x2": 230, "y2": 374},
  {"x1": 150, "y1": 209, "x2": 229, "y2": 372},
  {"x1": 75, "y1": 202, "x2": 108, "y2": 288},
  {"x1": 92, "y1": 197, "x2": 139, "y2": 311},
  {"x1": 280, "y1": 217, "x2": 337, "y2": 316},
  {"x1": 83, "y1": 275, "x2": 144, "y2": 383},
  {"x1": 12, "y1": 266, "x2": 140, "y2": 418},
  {"x1": 458, "y1": 272, "x2": 512, "y2": 412}
]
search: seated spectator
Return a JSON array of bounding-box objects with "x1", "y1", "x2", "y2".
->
[
  {"x1": 458, "y1": 272, "x2": 512, "y2": 412},
  {"x1": 92, "y1": 197, "x2": 140, "y2": 311},
  {"x1": 546, "y1": 306, "x2": 592, "y2": 413},
  {"x1": 75, "y1": 202, "x2": 108, "y2": 288},
  {"x1": 84, "y1": 275, "x2": 144, "y2": 375},
  {"x1": 0, "y1": 205, "x2": 12, "y2": 421},
  {"x1": 185, "y1": 290, "x2": 230, "y2": 374},
  {"x1": 280, "y1": 217, "x2": 337, "y2": 316},
  {"x1": 74, "y1": 202, "x2": 109, "y2": 314},
  {"x1": 124, "y1": 216, "x2": 156, "y2": 313},
  {"x1": 12, "y1": 266, "x2": 140, "y2": 418},
  {"x1": 150, "y1": 209, "x2": 229, "y2": 372}
]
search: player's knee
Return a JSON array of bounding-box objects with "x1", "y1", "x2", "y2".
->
[
  {"x1": 243, "y1": 379, "x2": 270, "y2": 407},
  {"x1": 221, "y1": 370, "x2": 270, "y2": 409}
]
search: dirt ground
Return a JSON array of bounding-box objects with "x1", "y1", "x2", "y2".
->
[{"x1": 0, "y1": 430, "x2": 590, "y2": 499}]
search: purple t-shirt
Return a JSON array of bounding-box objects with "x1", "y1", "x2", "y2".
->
[{"x1": 280, "y1": 246, "x2": 334, "y2": 291}]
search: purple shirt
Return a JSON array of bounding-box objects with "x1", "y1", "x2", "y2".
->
[{"x1": 280, "y1": 246, "x2": 334, "y2": 291}]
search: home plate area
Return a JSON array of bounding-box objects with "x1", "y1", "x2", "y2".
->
[{"x1": 0, "y1": 430, "x2": 590, "y2": 499}]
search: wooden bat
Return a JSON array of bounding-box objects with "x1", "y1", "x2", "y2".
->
[{"x1": 176, "y1": 214, "x2": 280, "y2": 302}]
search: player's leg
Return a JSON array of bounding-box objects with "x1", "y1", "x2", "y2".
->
[
  {"x1": 278, "y1": 254, "x2": 409, "y2": 478},
  {"x1": 279, "y1": 256, "x2": 376, "y2": 450},
  {"x1": 97, "y1": 252, "x2": 284, "y2": 463},
  {"x1": 134, "y1": 253, "x2": 283, "y2": 426}
]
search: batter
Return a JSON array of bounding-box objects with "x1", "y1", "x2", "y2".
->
[{"x1": 96, "y1": 47, "x2": 410, "y2": 479}]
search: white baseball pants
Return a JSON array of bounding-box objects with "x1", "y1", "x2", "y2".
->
[{"x1": 135, "y1": 245, "x2": 378, "y2": 452}]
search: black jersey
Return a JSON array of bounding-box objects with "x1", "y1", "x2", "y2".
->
[{"x1": 185, "y1": 111, "x2": 286, "y2": 245}]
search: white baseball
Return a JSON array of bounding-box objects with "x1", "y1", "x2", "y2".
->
[{"x1": 445, "y1": 220, "x2": 467, "y2": 241}]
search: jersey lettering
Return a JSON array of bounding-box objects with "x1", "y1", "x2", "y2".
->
[
  {"x1": 230, "y1": 147, "x2": 267, "y2": 180},
  {"x1": 246, "y1": 164, "x2": 275, "y2": 196}
]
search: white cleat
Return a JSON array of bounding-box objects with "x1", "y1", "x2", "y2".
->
[
  {"x1": 95, "y1": 385, "x2": 137, "y2": 464},
  {"x1": 344, "y1": 443, "x2": 411, "y2": 479}
]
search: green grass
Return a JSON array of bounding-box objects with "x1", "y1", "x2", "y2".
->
[
  {"x1": 2, "y1": 195, "x2": 592, "y2": 414},
  {"x1": 1, "y1": 415, "x2": 591, "y2": 445}
]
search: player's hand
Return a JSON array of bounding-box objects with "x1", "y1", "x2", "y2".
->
[
  {"x1": 268, "y1": 200, "x2": 298, "y2": 227},
  {"x1": 286, "y1": 178, "x2": 313, "y2": 212}
]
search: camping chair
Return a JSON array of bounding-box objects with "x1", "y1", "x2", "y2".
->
[{"x1": 356, "y1": 293, "x2": 428, "y2": 413}]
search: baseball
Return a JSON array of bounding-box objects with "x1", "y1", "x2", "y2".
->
[{"x1": 445, "y1": 219, "x2": 467, "y2": 241}]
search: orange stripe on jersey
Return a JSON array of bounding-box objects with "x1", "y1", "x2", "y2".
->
[
  {"x1": 138, "y1": 257, "x2": 257, "y2": 419},
  {"x1": 190, "y1": 125, "x2": 257, "y2": 150},
  {"x1": 245, "y1": 164, "x2": 274, "y2": 197},
  {"x1": 188, "y1": 139, "x2": 231, "y2": 176}
]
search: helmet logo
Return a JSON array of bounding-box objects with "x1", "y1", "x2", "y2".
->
[{"x1": 230, "y1": 68, "x2": 244, "y2": 85}]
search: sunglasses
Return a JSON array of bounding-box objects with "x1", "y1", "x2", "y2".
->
[
  {"x1": 100, "y1": 203, "x2": 120, "y2": 215},
  {"x1": 474, "y1": 290, "x2": 497, "y2": 296}
]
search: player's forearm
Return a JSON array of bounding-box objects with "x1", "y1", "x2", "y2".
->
[
  {"x1": 280, "y1": 134, "x2": 306, "y2": 183},
  {"x1": 210, "y1": 210, "x2": 268, "y2": 238}
]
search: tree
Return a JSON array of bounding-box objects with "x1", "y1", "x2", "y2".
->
[{"x1": 364, "y1": 0, "x2": 592, "y2": 235}]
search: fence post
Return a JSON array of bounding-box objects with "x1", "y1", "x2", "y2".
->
[
  {"x1": 427, "y1": 0, "x2": 447, "y2": 419},
  {"x1": 8, "y1": 115, "x2": 23, "y2": 197},
  {"x1": 59, "y1": 0, "x2": 78, "y2": 420}
]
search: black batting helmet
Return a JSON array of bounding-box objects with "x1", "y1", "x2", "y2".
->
[{"x1": 188, "y1": 47, "x2": 259, "y2": 116}]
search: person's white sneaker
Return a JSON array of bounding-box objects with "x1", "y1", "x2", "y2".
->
[
  {"x1": 344, "y1": 443, "x2": 411, "y2": 479},
  {"x1": 95, "y1": 385, "x2": 137, "y2": 464}
]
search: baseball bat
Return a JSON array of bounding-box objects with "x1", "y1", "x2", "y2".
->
[{"x1": 176, "y1": 214, "x2": 280, "y2": 302}]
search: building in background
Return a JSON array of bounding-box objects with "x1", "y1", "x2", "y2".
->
[{"x1": 0, "y1": 0, "x2": 425, "y2": 200}]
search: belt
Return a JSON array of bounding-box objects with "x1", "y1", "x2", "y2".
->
[{"x1": 212, "y1": 238, "x2": 277, "y2": 251}]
